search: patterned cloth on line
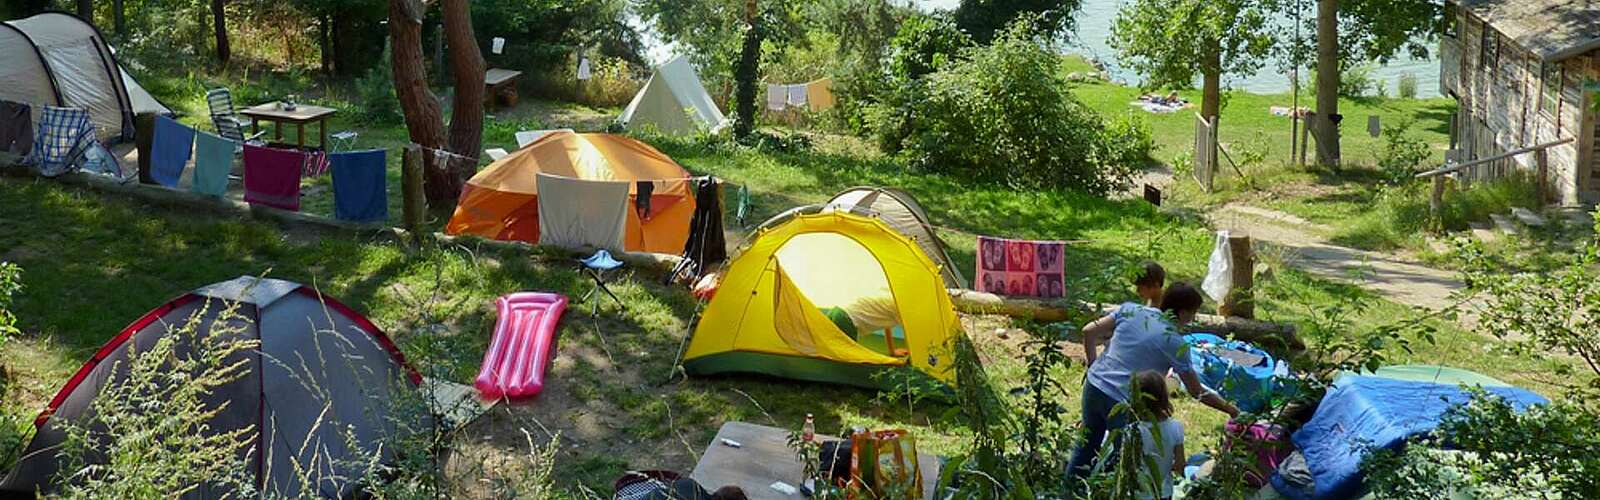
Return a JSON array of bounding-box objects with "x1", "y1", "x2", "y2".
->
[
  {"x1": 329, "y1": 149, "x2": 389, "y2": 222},
  {"x1": 150, "y1": 115, "x2": 196, "y2": 187},
  {"x1": 243, "y1": 144, "x2": 306, "y2": 211},
  {"x1": 190, "y1": 131, "x2": 234, "y2": 197},
  {"x1": 27, "y1": 106, "x2": 97, "y2": 177},
  {"x1": 785, "y1": 84, "x2": 808, "y2": 107},
  {"x1": 0, "y1": 101, "x2": 33, "y2": 158},
  {"x1": 976, "y1": 236, "x2": 1067, "y2": 299}
]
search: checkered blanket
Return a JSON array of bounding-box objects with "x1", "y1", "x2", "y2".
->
[{"x1": 27, "y1": 106, "x2": 98, "y2": 177}]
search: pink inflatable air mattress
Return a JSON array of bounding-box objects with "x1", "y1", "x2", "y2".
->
[{"x1": 475, "y1": 292, "x2": 568, "y2": 401}]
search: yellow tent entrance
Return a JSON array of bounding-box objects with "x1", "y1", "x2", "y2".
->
[{"x1": 683, "y1": 212, "x2": 960, "y2": 389}]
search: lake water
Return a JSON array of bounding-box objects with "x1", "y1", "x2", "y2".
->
[{"x1": 913, "y1": 0, "x2": 1442, "y2": 97}]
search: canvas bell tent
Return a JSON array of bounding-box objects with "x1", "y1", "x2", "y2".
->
[
  {"x1": 447, "y1": 131, "x2": 698, "y2": 254},
  {"x1": 825, "y1": 186, "x2": 967, "y2": 289},
  {"x1": 0, "y1": 12, "x2": 170, "y2": 142},
  {"x1": 617, "y1": 55, "x2": 727, "y2": 136},
  {"x1": 683, "y1": 212, "x2": 962, "y2": 390},
  {"x1": 0, "y1": 277, "x2": 423, "y2": 498}
]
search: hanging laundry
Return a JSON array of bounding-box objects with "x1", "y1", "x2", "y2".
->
[
  {"x1": 0, "y1": 101, "x2": 33, "y2": 158},
  {"x1": 804, "y1": 78, "x2": 836, "y2": 111},
  {"x1": 767, "y1": 84, "x2": 786, "y2": 111},
  {"x1": 682, "y1": 177, "x2": 728, "y2": 270},
  {"x1": 536, "y1": 173, "x2": 630, "y2": 252},
  {"x1": 577, "y1": 57, "x2": 593, "y2": 80},
  {"x1": 786, "y1": 84, "x2": 808, "y2": 108},
  {"x1": 190, "y1": 131, "x2": 234, "y2": 197},
  {"x1": 150, "y1": 115, "x2": 196, "y2": 187},
  {"x1": 243, "y1": 144, "x2": 306, "y2": 211},
  {"x1": 28, "y1": 106, "x2": 96, "y2": 177},
  {"x1": 975, "y1": 236, "x2": 1067, "y2": 299},
  {"x1": 330, "y1": 149, "x2": 389, "y2": 223},
  {"x1": 635, "y1": 180, "x2": 655, "y2": 220}
]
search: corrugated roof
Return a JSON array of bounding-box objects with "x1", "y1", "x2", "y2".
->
[{"x1": 1458, "y1": 0, "x2": 1600, "y2": 61}]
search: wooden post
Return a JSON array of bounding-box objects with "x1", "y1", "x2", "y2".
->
[
  {"x1": 1298, "y1": 112, "x2": 1312, "y2": 167},
  {"x1": 1218, "y1": 235, "x2": 1254, "y2": 319},
  {"x1": 134, "y1": 113, "x2": 155, "y2": 184},
  {"x1": 402, "y1": 145, "x2": 426, "y2": 231},
  {"x1": 1535, "y1": 148, "x2": 1549, "y2": 204},
  {"x1": 1430, "y1": 175, "x2": 1446, "y2": 227}
]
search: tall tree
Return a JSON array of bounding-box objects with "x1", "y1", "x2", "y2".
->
[
  {"x1": 1297, "y1": 0, "x2": 1441, "y2": 168},
  {"x1": 732, "y1": 0, "x2": 761, "y2": 139},
  {"x1": 76, "y1": 0, "x2": 92, "y2": 23},
  {"x1": 211, "y1": 0, "x2": 230, "y2": 65},
  {"x1": 953, "y1": 0, "x2": 1081, "y2": 44},
  {"x1": 1111, "y1": 0, "x2": 1274, "y2": 125},
  {"x1": 388, "y1": 0, "x2": 485, "y2": 205},
  {"x1": 637, "y1": 0, "x2": 807, "y2": 82},
  {"x1": 113, "y1": 0, "x2": 125, "y2": 34}
]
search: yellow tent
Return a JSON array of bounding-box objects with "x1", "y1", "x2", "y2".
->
[{"x1": 683, "y1": 211, "x2": 961, "y2": 389}]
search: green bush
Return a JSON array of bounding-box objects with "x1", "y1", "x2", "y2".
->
[
  {"x1": 1372, "y1": 119, "x2": 1433, "y2": 185},
  {"x1": 352, "y1": 44, "x2": 402, "y2": 126},
  {"x1": 895, "y1": 17, "x2": 1148, "y2": 195},
  {"x1": 1397, "y1": 72, "x2": 1419, "y2": 99},
  {"x1": 0, "y1": 262, "x2": 18, "y2": 352}
]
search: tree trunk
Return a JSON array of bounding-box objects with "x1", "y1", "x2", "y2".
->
[
  {"x1": 387, "y1": 0, "x2": 484, "y2": 207},
  {"x1": 76, "y1": 0, "x2": 91, "y2": 23},
  {"x1": 733, "y1": 23, "x2": 761, "y2": 139},
  {"x1": 211, "y1": 0, "x2": 230, "y2": 65},
  {"x1": 1201, "y1": 46, "x2": 1222, "y2": 123},
  {"x1": 113, "y1": 0, "x2": 125, "y2": 34},
  {"x1": 319, "y1": 15, "x2": 332, "y2": 75},
  {"x1": 1313, "y1": 0, "x2": 1340, "y2": 168}
]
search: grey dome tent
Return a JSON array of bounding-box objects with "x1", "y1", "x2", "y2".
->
[
  {"x1": 0, "y1": 276, "x2": 422, "y2": 498},
  {"x1": 825, "y1": 186, "x2": 968, "y2": 289},
  {"x1": 0, "y1": 12, "x2": 170, "y2": 143}
]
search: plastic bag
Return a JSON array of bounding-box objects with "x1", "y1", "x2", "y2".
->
[
  {"x1": 1202, "y1": 230, "x2": 1233, "y2": 302},
  {"x1": 848, "y1": 429, "x2": 921, "y2": 500}
]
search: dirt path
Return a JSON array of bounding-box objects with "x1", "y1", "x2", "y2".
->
[{"x1": 1209, "y1": 203, "x2": 1469, "y2": 316}]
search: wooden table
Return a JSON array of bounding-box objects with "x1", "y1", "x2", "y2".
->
[
  {"x1": 240, "y1": 102, "x2": 338, "y2": 150},
  {"x1": 691, "y1": 422, "x2": 942, "y2": 500},
  {"x1": 485, "y1": 69, "x2": 523, "y2": 109}
]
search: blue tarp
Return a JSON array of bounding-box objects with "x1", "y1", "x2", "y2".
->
[
  {"x1": 1184, "y1": 333, "x2": 1288, "y2": 413},
  {"x1": 1282, "y1": 374, "x2": 1548, "y2": 499}
]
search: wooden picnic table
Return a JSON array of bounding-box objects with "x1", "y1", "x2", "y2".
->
[
  {"x1": 691, "y1": 422, "x2": 943, "y2": 500},
  {"x1": 485, "y1": 68, "x2": 523, "y2": 110},
  {"x1": 240, "y1": 102, "x2": 338, "y2": 150}
]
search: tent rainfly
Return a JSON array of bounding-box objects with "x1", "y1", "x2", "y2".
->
[
  {"x1": 0, "y1": 276, "x2": 423, "y2": 498},
  {"x1": 825, "y1": 186, "x2": 967, "y2": 289},
  {"x1": 0, "y1": 11, "x2": 170, "y2": 143},
  {"x1": 617, "y1": 55, "x2": 727, "y2": 136}
]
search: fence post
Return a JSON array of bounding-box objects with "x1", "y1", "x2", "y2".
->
[
  {"x1": 1535, "y1": 148, "x2": 1549, "y2": 204},
  {"x1": 1430, "y1": 175, "x2": 1446, "y2": 227},
  {"x1": 402, "y1": 145, "x2": 426, "y2": 232},
  {"x1": 1218, "y1": 235, "x2": 1254, "y2": 319}
]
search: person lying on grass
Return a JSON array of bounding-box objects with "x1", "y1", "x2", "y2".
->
[{"x1": 1067, "y1": 282, "x2": 1238, "y2": 483}]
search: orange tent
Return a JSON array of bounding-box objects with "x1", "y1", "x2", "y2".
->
[{"x1": 446, "y1": 132, "x2": 697, "y2": 253}]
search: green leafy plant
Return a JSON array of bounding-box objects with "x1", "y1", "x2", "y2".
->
[
  {"x1": 0, "y1": 262, "x2": 19, "y2": 352},
  {"x1": 1371, "y1": 118, "x2": 1432, "y2": 185},
  {"x1": 1397, "y1": 72, "x2": 1419, "y2": 99}
]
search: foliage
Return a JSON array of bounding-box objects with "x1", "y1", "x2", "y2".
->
[
  {"x1": 1371, "y1": 118, "x2": 1431, "y2": 185},
  {"x1": 52, "y1": 302, "x2": 262, "y2": 498},
  {"x1": 888, "y1": 14, "x2": 972, "y2": 82},
  {"x1": 353, "y1": 42, "x2": 402, "y2": 126},
  {"x1": 898, "y1": 17, "x2": 1148, "y2": 196},
  {"x1": 1366, "y1": 392, "x2": 1600, "y2": 498},
  {"x1": 1109, "y1": 0, "x2": 1274, "y2": 98},
  {"x1": 1397, "y1": 72, "x2": 1419, "y2": 99},
  {"x1": 953, "y1": 0, "x2": 1081, "y2": 44},
  {"x1": 1459, "y1": 213, "x2": 1600, "y2": 408},
  {"x1": 0, "y1": 263, "x2": 19, "y2": 352},
  {"x1": 636, "y1": 0, "x2": 810, "y2": 86},
  {"x1": 471, "y1": 0, "x2": 643, "y2": 70},
  {"x1": 528, "y1": 54, "x2": 643, "y2": 108}
]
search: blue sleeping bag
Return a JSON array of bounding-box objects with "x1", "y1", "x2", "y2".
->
[
  {"x1": 1183, "y1": 333, "x2": 1288, "y2": 413},
  {"x1": 1280, "y1": 375, "x2": 1548, "y2": 499}
]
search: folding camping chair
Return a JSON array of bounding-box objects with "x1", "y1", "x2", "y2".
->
[
  {"x1": 578, "y1": 250, "x2": 627, "y2": 318},
  {"x1": 205, "y1": 87, "x2": 265, "y2": 147}
]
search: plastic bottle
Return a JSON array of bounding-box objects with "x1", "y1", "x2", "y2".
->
[{"x1": 802, "y1": 414, "x2": 815, "y2": 443}]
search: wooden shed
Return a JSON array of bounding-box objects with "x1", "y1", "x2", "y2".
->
[{"x1": 1440, "y1": 0, "x2": 1600, "y2": 206}]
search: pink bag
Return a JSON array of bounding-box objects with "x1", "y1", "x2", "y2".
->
[{"x1": 1223, "y1": 421, "x2": 1292, "y2": 487}]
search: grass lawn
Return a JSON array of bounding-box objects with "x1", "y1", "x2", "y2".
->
[{"x1": 0, "y1": 64, "x2": 1585, "y2": 495}]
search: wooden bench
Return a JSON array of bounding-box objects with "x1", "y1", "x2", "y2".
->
[{"x1": 485, "y1": 68, "x2": 523, "y2": 110}]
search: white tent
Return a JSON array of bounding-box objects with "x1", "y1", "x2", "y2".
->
[
  {"x1": 617, "y1": 55, "x2": 726, "y2": 136},
  {"x1": 1, "y1": 12, "x2": 170, "y2": 143}
]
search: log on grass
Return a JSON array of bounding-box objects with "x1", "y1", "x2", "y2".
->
[{"x1": 947, "y1": 288, "x2": 1303, "y2": 355}]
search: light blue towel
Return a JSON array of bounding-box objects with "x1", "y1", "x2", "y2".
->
[
  {"x1": 329, "y1": 149, "x2": 388, "y2": 222},
  {"x1": 150, "y1": 115, "x2": 195, "y2": 187},
  {"x1": 190, "y1": 131, "x2": 234, "y2": 197}
]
